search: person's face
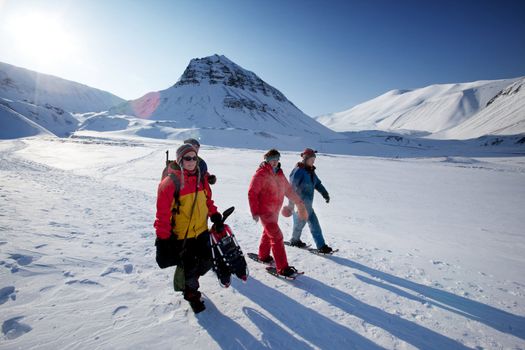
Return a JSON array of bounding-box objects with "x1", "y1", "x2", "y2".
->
[
  {"x1": 268, "y1": 159, "x2": 279, "y2": 168},
  {"x1": 182, "y1": 151, "x2": 198, "y2": 171},
  {"x1": 306, "y1": 157, "x2": 316, "y2": 167}
]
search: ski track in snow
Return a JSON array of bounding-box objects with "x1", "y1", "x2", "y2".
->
[{"x1": 0, "y1": 137, "x2": 524, "y2": 349}]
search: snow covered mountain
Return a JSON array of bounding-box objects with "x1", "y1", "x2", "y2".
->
[
  {"x1": 0, "y1": 62, "x2": 124, "y2": 113},
  {"x1": 316, "y1": 77, "x2": 525, "y2": 139},
  {"x1": 110, "y1": 54, "x2": 336, "y2": 138},
  {"x1": 439, "y1": 77, "x2": 525, "y2": 139},
  {"x1": 0, "y1": 103, "x2": 54, "y2": 139},
  {"x1": 0, "y1": 61, "x2": 125, "y2": 138}
]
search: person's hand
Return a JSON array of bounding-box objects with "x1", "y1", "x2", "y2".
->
[
  {"x1": 252, "y1": 215, "x2": 260, "y2": 223},
  {"x1": 296, "y1": 203, "x2": 309, "y2": 221},
  {"x1": 211, "y1": 213, "x2": 224, "y2": 232},
  {"x1": 281, "y1": 205, "x2": 293, "y2": 217},
  {"x1": 325, "y1": 195, "x2": 330, "y2": 204},
  {"x1": 211, "y1": 212, "x2": 222, "y2": 223}
]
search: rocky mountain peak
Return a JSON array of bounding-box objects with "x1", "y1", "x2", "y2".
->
[{"x1": 175, "y1": 54, "x2": 287, "y2": 103}]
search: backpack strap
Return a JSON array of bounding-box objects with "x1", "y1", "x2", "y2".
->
[
  {"x1": 177, "y1": 175, "x2": 200, "y2": 266},
  {"x1": 168, "y1": 173, "x2": 181, "y2": 217}
]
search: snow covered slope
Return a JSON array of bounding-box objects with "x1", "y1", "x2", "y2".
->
[
  {"x1": 0, "y1": 98, "x2": 79, "y2": 138},
  {"x1": 73, "y1": 114, "x2": 525, "y2": 158},
  {"x1": 316, "y1": 78, "x2": 524, "y2": 138},
  {"x1": 0, "y1": 62, "x2": 124, "y2": 113},
  {"x1": 440, "y1": 77, "x2": 525, "y2": 139},
  {"x1": 110, "y1": 54, "x2": 336, "y2": 138},
  {"x1": 0, "y1": 61, "x2": 125, "y2": 138},
  {"x1": 0, "y1": 103, "x2": 53, "y2": 139},
  {"x1": 1, "y1": 135, "x2": 524, "y2": 349}
]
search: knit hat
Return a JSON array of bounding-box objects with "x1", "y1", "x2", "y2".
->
[
  {"x1": 176, "y1": 144, "x2": 198, "y2": 165},
  {"x1": 301, "y1": 148, "x2": 317, "y2": 161},
  {"x1": 264, "y1": 149, "x2": 281, "y2": 162},
  {"x1": 184, "y1": 138, "x2": 201, "y2": 148},
  {"x1": 176, "y1": 144, "x2": 199, "y2": 188}
]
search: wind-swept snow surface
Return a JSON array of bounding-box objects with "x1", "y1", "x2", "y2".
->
[{"x1": 1, "y1": 135, "x2": 524, "y2": 349}]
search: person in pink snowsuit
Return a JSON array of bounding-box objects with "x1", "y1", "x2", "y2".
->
[{"x1": 248, "y1": 149, "x2": 308, "y2": 277}]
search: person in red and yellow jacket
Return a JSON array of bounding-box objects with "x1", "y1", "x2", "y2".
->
[
  {"x1": 154, "y1": 143, "x2": 221, "y2": 313},
  {"x1": 248, "y1": 149, "x2": 308, "y2": 277}
]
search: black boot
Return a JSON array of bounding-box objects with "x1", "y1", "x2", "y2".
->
[
  {"x1": 290, "y1": 239, "x2": 307, "y2": 248},
  {"x1": 189, "y1": 299, "x2": 206, "y2": 314},
  {"x1": 184, "y1": 289, "x2": 205, "y2": 314},
  {"x1": 279, "y1": 265, "x2": 299, "y2": 277},
  {"x1": 318, "y1": 245, "x2": 333, "y2": 254}
]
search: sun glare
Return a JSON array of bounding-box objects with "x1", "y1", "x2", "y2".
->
[{"x1": 6, "y1": 12, "x2": 79, "y2": 65}]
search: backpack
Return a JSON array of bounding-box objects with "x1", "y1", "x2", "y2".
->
[
  {"x1": 160, "y1": 150, "x2": 207, "y2": 216},
  {"x1": 160, "y1": 150, "x2": 182, "y2": 214},
  {"x1": 161, "y1": 150, "x2": 175, "y2": 181}
]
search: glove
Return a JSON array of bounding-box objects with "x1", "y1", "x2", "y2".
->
[
  {"x1": 281, "y1": 205, "x2": 293, "y2": 217},
  {"x1": 296, "y1": 203, "x2": 309, "y2": 221},
  {"x1": 208, "y1": 174, "x2": 217, "y2": 185},
  {"x1": 252, "y1": 215, "x2": 260, "y2": 223},
  {"x1": 325, "y1": 195, "x2": 330, "y2": 204},
  {"x1": 155, "y1": 235, "x2": 180, "y2": 269},
  {"x1": 211, "y1": 213, "x2": 224, "y2": 232}
]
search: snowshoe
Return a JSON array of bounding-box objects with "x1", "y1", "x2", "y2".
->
[
  {"x1": 210, "y1": 207, "x2": 249, "y2": 285},
  {"x1": 247, "y1": 252, "x2": 275, "y2": 266},
  {"x1": 266, "y1": 266, "x2": 304, "y2": 280},
  {"x1": 284, "y1": 240, "x2": 311, "y2": 249},
  {"x1": 308, "y1": 245, "x2": 338, "y2": 255}
]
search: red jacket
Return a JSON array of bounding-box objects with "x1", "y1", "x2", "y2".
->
[
  {"x1": 154, "y1": 166, "x2": 218, "y2": 240},
  {"x1": 248, "y1": 162, "x2": 303, "y2": 216}
]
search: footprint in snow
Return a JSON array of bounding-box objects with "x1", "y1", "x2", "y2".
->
[
  {"x1": 0, "y1": 286, "x2": 16, "y2": 305},
  {"x1": 100, "y1": 267, "x2": 120, "y2": 277},
  {"x1": 112, "y1": 305, "x2": 129, "y2": 316},
  {"x1": 9, "y1": 254, "x2": 33, "y2": 266},
  {"x1": 2, "y1": 316, "x2": 32, "y2": 340},
  {"x1": 124, "y1": 264, "x2": 133, "y2": 274},
  {"x1": 112, "y1": 306, "x2": 129, "y2": 329},
  {"x1": 65, "y1": 279, "x2": 102, "y2": 287},
  {"x1": 100, "y1": 264, "x2": 133, "y2": 277}
]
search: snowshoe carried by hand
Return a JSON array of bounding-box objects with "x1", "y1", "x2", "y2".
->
[{"x1": 210, "y1": 206, "x2": 249, "y2": 287}]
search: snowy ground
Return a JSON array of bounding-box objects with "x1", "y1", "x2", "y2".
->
[{"x1": 1, "y1": 135, "x2": 524, "y2": 349}]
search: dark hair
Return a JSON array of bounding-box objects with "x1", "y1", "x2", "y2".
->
[
  {"x1": 184, "y1": 138, "x2": 200, "y2": 148},
  {"x1": 264, "y1": 148, "x2": 281, "y2": 159}
]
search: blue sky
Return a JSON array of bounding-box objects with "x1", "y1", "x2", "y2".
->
[{"x1": 1, "y1": 0, "x2": 524, "y2": 116}]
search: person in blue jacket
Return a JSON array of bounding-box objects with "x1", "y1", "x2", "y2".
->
[{"x1": 284, "y1": 148, "x2": 333, "y2": 253}]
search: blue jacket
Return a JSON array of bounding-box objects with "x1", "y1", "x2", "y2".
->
[
  {"x1": 198, "y1": 157, "x2": 208, "y2": 175},
  {"x1": 289, "y1": 163, "x2": 329, "y2": 204}
]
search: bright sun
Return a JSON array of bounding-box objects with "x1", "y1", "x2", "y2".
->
[{"x1": 6, "y1": 12, "x2": 79, "y2": 65}]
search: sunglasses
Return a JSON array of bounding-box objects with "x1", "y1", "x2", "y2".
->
[{"x1": 182, "y1": 156, "x2": 198, "y2": 162}]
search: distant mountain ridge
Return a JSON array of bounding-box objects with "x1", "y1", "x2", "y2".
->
[
  {"x1": 0, "y1": 61, "x2": 124, "y2": 113},
  {"x1": 316, "y1": 77, "x2": 525, "y2": 139},
  {"x1": 0, "y1": 61, "x2": 125, "y2": 138}
]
